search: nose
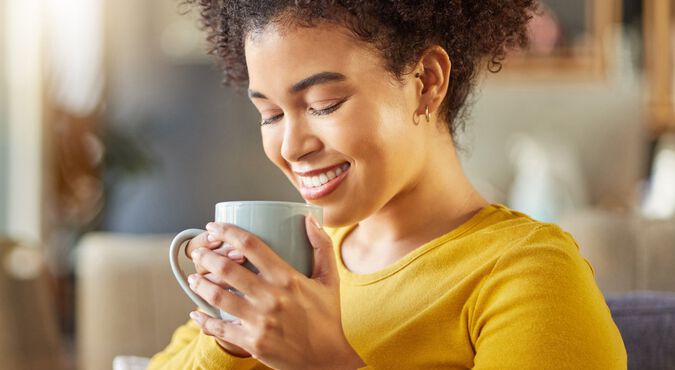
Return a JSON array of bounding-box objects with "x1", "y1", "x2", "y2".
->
[{"x1": 280, "y1": 116, "x2": 322, "y2": 162}]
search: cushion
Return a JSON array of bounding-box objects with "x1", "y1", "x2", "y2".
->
[{"x1": 606, "y1": 292, "x2": 675, "y2": 370}]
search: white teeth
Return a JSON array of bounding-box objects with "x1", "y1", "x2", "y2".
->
[{"x1": 299, "y1": 163, "x2": 350, "y2": 188}]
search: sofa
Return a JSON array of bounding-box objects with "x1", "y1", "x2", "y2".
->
[
  {"x1": 75, "y1": 233, "x2": 195, "y2": 370},
  {"x1": 605, "y1": 292, "x2": 675, "y2": 369}
]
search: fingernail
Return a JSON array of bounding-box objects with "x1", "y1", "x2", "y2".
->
[
  {"x1": 207, "y1": 234, "x2": 216, "y2": 242},
  {"x1": 308, "y1": 214, "x2": 322, "y2": 230},
  {"x1": 188, "y1": 274, "x2": 198, "y2": 284},
  {"x1": 206, "y1": 223, "x2": 215, "y2": 231},
  {"x1": 227, "y1": 249, "x2": 242, "y2": 258},
  {"x1": 190, "y1": 311, "x2": 203, "y2": 324}
]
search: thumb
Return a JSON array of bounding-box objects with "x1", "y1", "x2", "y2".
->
[{"x1": 306, "y1": 214, "x2": 338, "y2": 287}]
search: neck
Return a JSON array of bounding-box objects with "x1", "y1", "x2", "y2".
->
[{"x1": 354, "y1": 135, "x2": 488, "y2": 248}]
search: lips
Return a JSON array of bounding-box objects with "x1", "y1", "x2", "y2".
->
[
  {"x1": 297, "y1": 162, "x2": 350, "y2": 201},
  {"x1": 297, "y1": 162, "x2": 350, "y2": 188}
]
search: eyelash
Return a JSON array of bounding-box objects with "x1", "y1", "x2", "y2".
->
[{"x1": 260, "y1": 99, "x2": 347, "y2": 126}]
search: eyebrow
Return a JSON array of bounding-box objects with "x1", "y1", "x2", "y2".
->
[{"x1": 247, "y1": 71, "x2": 347, "y2": 100}]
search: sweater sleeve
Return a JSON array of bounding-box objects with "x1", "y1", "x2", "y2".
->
[
  {"x1": 147, "y1": 316, "x2": 270, "y2": 370},
  {"x1": 470, "y1": 227, "x2": 627, "y2": 370}
]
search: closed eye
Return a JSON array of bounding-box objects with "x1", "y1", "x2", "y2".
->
[
  {"x1": 309, "y1": 98, "x2": 348, "y2": 116},
  {"x1": 260, "y1": 113, "x2": 284, "y2": 126},
  {"x1": 260, "y1": 98, "x2": 349, "y2": 126}
]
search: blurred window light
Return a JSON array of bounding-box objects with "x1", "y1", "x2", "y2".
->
[
  {"x1": 5, "y1": 0, "x2": 44, "y2": 241},
  {"x1": 0, "y1": 0, "x2": 7, "y2": 232},
  {"x1": 642, "y1": 133, "x2": 675, "y2": 219},
  {"x1": 46, "y1": 0, "x2": 103, "y2": 116}
]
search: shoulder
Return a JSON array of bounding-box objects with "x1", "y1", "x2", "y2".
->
[
  {"x1": 470, "y1": 208, "x2": 626, "y2": 368},
  {"x1": 463, "y1": 204, "x2": 582, "y2": 267},
  {"x1": 471, "y1": 207, "x2": 601, "y2": 316},
  {"x1": 465, "y1": 204, "x2": 597, "y2": 299},
  {"x1": 473, "y1": 204, "x2": 584, "y2": 262}
]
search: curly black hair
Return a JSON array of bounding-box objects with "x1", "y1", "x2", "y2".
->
[{"x1": 181, "y1": 0, "x2": 537, "y2": 138}]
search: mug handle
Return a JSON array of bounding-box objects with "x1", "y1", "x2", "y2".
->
[{"x1": 169, "y1": 229, "x2": 227, "y2": 319}]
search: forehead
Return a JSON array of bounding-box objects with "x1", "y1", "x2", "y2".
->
[{"x1": 244, "y1": 22, "x2": 384, "y2": 90}]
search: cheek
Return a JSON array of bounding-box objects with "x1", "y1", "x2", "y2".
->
[
  {"x1": 261, "y1": 130, "x2": 284, "y2": 168},
  {"x1": 348, "y1": 103, "x2": 416, "y2": 181},
  {"x1": 347, "y1": 99, "x2": 408, "y2": 153}
]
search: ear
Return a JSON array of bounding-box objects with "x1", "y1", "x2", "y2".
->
[{"x1": 412, "y1": 45, "x2": 452, "y2": 121}]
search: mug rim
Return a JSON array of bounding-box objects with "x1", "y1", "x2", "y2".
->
[{"x1": 215, "y1": 200, "x2": 321, "y2": 210}]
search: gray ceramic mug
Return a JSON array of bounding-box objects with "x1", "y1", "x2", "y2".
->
[{"x1": 169, "y1": 201, "x2": 323, "y2": 321}]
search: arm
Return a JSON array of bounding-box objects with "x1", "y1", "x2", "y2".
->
[
  {"x1": 147, "y1": 317, "x2": 268, "y2": 370},
  {"x1": 471, "y1": 228, "x2": 627, "y2": 369}
]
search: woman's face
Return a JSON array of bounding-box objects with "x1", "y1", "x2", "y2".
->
[{"x1": 245, "y1": 22, "x2": 427, "y2": 227}]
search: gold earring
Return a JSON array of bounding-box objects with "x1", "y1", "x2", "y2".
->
[{"x1": 425, "y1": 105, "x2": 430, "y2": 123}]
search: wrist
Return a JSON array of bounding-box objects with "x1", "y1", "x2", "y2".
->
[
  {"x1": 332, "y1": 341, "x2": 365, "y2": 370},
  {"x1": 214, "y1": 338, "x2": 251, "y2": 358},
  {"x1": 344, "y1": 353, "x2": 366, "y2": 370}
]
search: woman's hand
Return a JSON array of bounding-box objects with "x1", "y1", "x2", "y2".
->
[
  {"x1": 185, "y1": 230, "x2": 251, "y2": 357},
  {"x1": 187, "y1": 216, "x2": 365, "y2": 370},
  {"x1": 185, "y1": 231, "x2": 247, "y2": 274}
]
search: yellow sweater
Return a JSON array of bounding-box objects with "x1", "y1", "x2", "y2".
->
[{"x1": 148, "y1": 204, "x2": 626, "y2": 369}]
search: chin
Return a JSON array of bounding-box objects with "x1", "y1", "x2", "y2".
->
[
  {"x1": 316, "y1": 202, "x2": 366, "y2": 229},
  {"x1": 292, "y1": 175, "x2": 367, "y2": 227}
]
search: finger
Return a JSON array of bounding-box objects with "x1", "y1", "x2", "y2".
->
[
  {"x1": 186, "y1": 231, "x2": 222, "y2": 260},
  {"x1": 306, "y1": 215, "x2": 338, "y2": 287},
  {"x1": 203, "y1": 272, "x2": 235, "y2": 290},
  {"x1": 206, "y1": 222, "x2": 290, "y2": 279},
  {"x1": 188, "y1": 273, "x2": 253, "y2": 321},
  {"x1": 192, "y1": 235, "x2": 247, "y2": 274},
  {"x1": 191, "y1": 248, "x2": 264, "y2": 297},
  {"x1": 215, "y1": 247, "x2": 248, "y2": 265},
  {"x1": 190, "y1": 311, "x2": 248, "y2": 348},
  {"x1": 197, "y1": 249, "x2": 248, "y2": 276},
  {"x1": 196, "y1": 259, "x2": 210, "y2": 275}
]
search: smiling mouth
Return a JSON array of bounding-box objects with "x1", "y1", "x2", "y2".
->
[
  {"x1": 297, "y1": 162, "x2": 350, "y2": 188},
  {"x1": 296, "y1": 162, "x2": 351, "y2": 201}
]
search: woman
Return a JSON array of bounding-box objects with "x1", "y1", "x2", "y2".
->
[{"x1": 149, "y1": 1, "x2": 627, "y2": 369}]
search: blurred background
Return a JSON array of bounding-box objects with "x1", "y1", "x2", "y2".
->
[{"x1": 1, "y1": 0, "x2": 674, "y2": 369}]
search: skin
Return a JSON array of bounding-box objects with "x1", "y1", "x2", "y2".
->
[{"x1": 185, "y1": 20, "x2": 488, "y2": 369}]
